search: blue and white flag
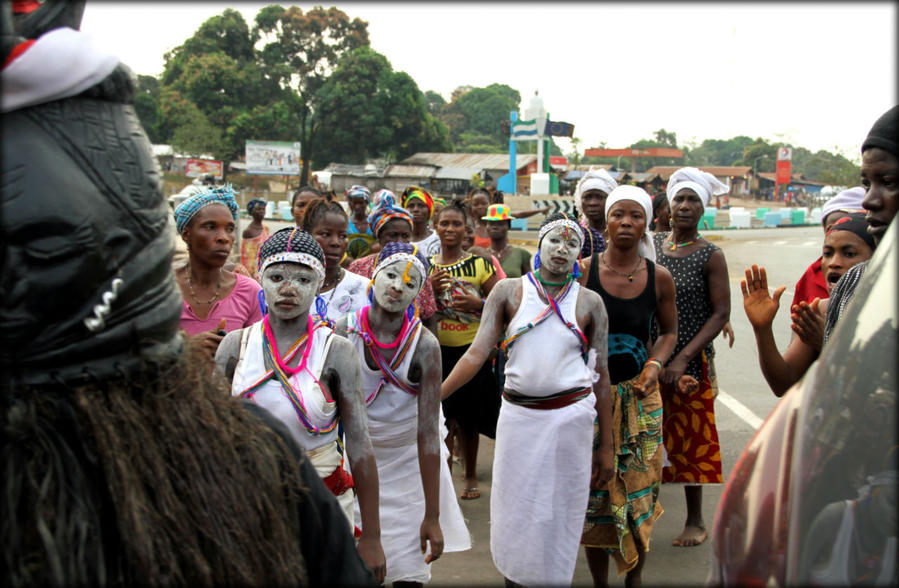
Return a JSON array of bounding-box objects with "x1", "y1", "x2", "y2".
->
[{"x1": 511, "y1": 118, "x2": 539, "y2": 140}]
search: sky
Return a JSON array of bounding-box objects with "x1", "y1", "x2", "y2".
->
[{"x1": 80, "y1": 2, "x2": 897, "y2": 163}]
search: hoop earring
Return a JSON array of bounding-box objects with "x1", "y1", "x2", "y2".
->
[
  {"x1": 533, "y1": 250, "x2": 541, "y2": 269},
  {"x1": 315, "y1": 294, "x2": 328, "y2": 319},
  {"x1": 571, "y1": 260, "x2": 581, "y2": 279}
]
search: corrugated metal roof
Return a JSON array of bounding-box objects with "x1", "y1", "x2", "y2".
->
[
  {"x1": 384, "y1": 164, "x2": 436, "y2": 178},
  {"x1": 624, "y1": 172, "x2": 659, "y2": 182},
  {"x1": 645, "y1": 166, "x2": 753, "y2": 180},
  {"x1": 401, "y1": 152, "x2": 538, "y2": 171},
  {"x1": 325, "y1": 163, "x2": 371, "y2": 175},
  {"x1": 435, "y1": 166, "x2": 481, "y2": 180}
]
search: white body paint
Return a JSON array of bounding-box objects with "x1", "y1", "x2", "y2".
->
[
  {"x1": 261, "y1": 263, "x2": 320, "y2": 320},
  {"x1": 371, "y1": 260, "x2": 422, "y2": 314},
  {"x1": 539, "y1": 225, "x2": 582, "y2": 275}
]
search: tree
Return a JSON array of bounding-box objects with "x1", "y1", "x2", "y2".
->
[
  {"x1": 437, "y1": 83, "x2": 521, "y2": 150},
  {"x1": 134, "y1": 74, "x2": 163, "y2": 144},
  {"x1": 312, "y1": 47, "x2": 451, "y2": 167},
  {"x1": 254, "y1": 5, "x2": 370, "y2": 183},
  {"x1": 161, "y1": 8, "x2": 255, "y2": 86},
  {"x1": 424, "y1": 90, "x2": 446, "y2": 117}
]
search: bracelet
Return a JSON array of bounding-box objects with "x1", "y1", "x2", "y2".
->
[{"x1": 644, "y1": 359, "x2": 663, "y2": 370}]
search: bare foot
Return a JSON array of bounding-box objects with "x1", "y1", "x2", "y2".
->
[{"x1": 672, "y1": 523, "x2": 707, "y2": 546}]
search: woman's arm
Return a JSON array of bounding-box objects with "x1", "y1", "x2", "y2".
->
[
  {"x1": 413, "y1": 331, "x2": 445, "y2": 563},
  {"x1": 637, "y1": 266, "x2": 678, "y2": 397},
  {"x1": 441, "y1": 279, "x2": 517, "y2": 400},
  {"x1": 661, "y1": 248, "x2": 730, "y2": 386},
  {"x1": 581, "y1": 289, "x2": 613, "y2": 489},
  {"x1": 324, "y1": 337, "x2": 386, "y2": 583}
]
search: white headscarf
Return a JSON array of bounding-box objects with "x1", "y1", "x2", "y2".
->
[
  {"x1": 574, "y1": 167, "x2": 618, "y2": 218},
  {"x1": 605, "y1": 185, "x2": 656, "y2": 262},
  {"x1": 665, "y1": 167, "x2": 729, "y2": 211},
  {"x1": 821, "y1": 186, "x2": 866, "y2": 222}
]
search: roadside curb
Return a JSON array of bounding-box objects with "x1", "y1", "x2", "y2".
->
[{"x1": 508, "y1": 233, "x2": 725, "y2": 247}]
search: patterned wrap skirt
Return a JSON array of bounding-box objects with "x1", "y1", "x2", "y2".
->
[
  {"x1": 661, "y1": 350, "x2": 723, "y2": 484},
  {"x1": 582, "y1": 376, "x2": 665, "y2": 575}
]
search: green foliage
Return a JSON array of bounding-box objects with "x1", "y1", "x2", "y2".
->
[
  {"x1": 686, "y1": 136, "x2": 754, "y2": 167},
  {"x1": 134, "y1": 75, "x2": 163, "y2": 143},
  {"x1": 313, "y1": 47, "x2": 451, "y2": 167},
  {"x1": 432, "y1": 83, "x2": 521, "y2": 151}
]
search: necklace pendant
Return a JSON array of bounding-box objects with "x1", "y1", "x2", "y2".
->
[{"x1": 627, "y1": 274, "x2": 634, "y2": 281}]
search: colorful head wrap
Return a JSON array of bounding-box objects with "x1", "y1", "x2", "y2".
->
[
  {"x1": 371, "y1": 188, "x2": 393, "y2": 211},
  {"x1": 246, "y1": 198, "x2": 266, "y2": 215},
  {"x1": 257, "y1": 227, "x2": 326, "y2": 285},
  {"x1": 826, "y1": 212, "x2": 876, "y2": 252},
  {"x1": 862, "y1": 104, "x2": 898, "y2": 158},
  {"x1": 373, "y1": 241, "x2": 430, "y2": 292},
  {"x1": 821, "y1": 187, "x2": 866, "y2": 223},
  {"x1": 538, "y1": 212, "x2": 584, "y2": 248},
  {"x1": 367, "y1": 192, "x2": 413, "y2": 237},
  {"x1": 482, "y1": 203, "x2": 513, "y2": 221},
  {"x1": 665, "y1": 167, "x2": 728, "y2": 211},
  {"x1": 574, "y1": 167, "x2": 618, "y2": 218},
  {"x1": 174, "y1": 184, "x2": 239, "y2": 235},
  {"x1": 435, "y1": 197, "x2": 447, "y2": 207},
  {"x1": 401, "y1": 185, "x2": 435, "y2": 219},
  {"x1": 605, "y1": 185, "x2": 657, "y2": 262},
  {"x1": 345, "y1": 185, "x2": 371, "y2": 203}
]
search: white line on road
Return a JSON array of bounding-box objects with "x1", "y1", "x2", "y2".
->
[
  {"x1": 773, "y1": 240, "x2": 788, "y2": 246},
  {"x1": 718, "y1": 388, "x2": 765, "y2": 430},
  {"x1": 801, "y1": 241, "x2": 818, "y2": 247}
]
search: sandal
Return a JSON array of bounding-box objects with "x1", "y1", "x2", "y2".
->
[{"x1": 460, "y1": 487, "x2": 481, "y2": 500}]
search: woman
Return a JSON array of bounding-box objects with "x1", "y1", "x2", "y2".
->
[
  {"x1": 174, "y1": 185, "x2": 263, "y2": 360},
  {"x1": 652, "y1": 167, "x2": 731, "y2": 547},
  {"x1": 349, "y1": 193, "x2": 438, "y2": 332},
  {"x1": 650, "y1": 192, "x2": 671, "y2": 233},
  {"x1": 428, "y1": 202, "x2": 499, "y2": 500},
  {"x1": 339, "y1": 242, "x2": 472, "y2": 585},
  {"x1": 302, "y1": 196, "x2": 370, "y2": 323},
  {"x1": 440, "y1": 212, "x2": 613, "y2": 586},
  {"x1": 575, "y1": 167, "x2": 618, "y2": 257},
  {"x1": 291, "y1": 185, "x2": 322, "y2": 226},
  {"x1": 240, "y1": 197, "x2": 270, "y2": 277},
  {"x1": 215, "y1": 228, "x2": 387, "y2": 580},
  {"x1": 482, "y1": 203, "x2": 532, "y2": 279},
  {"x1": 466, "y1": 188, "x2": 493, "y2": 248},
  {"x1": 579, "y1": 186, "x2": 678, "y2": 585},
  {"x1": 743, "y1": 213, "x2": 876, "y2": 397},
  {"x1": 403, "y1": 185, "x2": 442, "y2": 257},
  {"x1": 463, "y1": 214, "x2": 507, "y2": 281},
  {"x1": 346, "y1": 185, "x2": 377, "y2": 259}
]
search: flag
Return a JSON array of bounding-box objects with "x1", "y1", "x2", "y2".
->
[
  {"x1": 545, "y1": 120, "x2": 574, "y2": 137},
  {"x1": 511, "y1": 118, "x2": 539, "y2": 140}
]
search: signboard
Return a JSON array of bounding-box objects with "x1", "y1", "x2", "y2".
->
[
  {"x1": 245, "y1": 140, "x2": 302, "y2": 175},
  {"x1": 776, "y1": 159, "x2": 792, "y2": 184},
  {"x1": 583, "y1": 147, "x2": 684, "y2": 158},
  {"x1": 549, "y1": 156, "x2": 568, "y2": 167},
  {"x1": 185, "y1": 158, "x2": 223, "y2": 179},
  {"x1": 777, "y1": 147, "x2": 792, "y2": 161}
]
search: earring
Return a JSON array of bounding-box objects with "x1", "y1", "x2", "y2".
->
[
  {"x1": 367, "y1": 280, "x2": 374, "y2": 303},
  {"x1": 315, "y1": 294, "x2": 328, "y2": 319},
  {"x1": 406, "y1": 301, "x2": 417, "y2": 322},
  {"x1": 257, "y1": 289, "x2": 267, "y2": 316},
  {"x1": 571, "y1": 260, "x2": 581, "y2": 279},
  {"x1": 533, "y1": 250, "x2": 541, "y2": 269}
]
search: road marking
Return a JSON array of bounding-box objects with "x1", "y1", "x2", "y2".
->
[
  {"x1": 718, "y1": 388, "x2": 765, "y2": 429},
  {"x1": 773, "y1": 240, "x2": 788, "y2": 246},
  {"x1": 744, "y1": 240, "x2": 758, "y2": 246},
  {"x1": 801, "y1": 241, "x2": 818, "y2": 247}
]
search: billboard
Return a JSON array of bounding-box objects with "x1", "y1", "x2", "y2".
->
[
  {"x1": 245, "y1": 140, "x2": 302, "y2": 175},
  {"x1": 185, "y1": 158, "x2": 223, "y2": 179}
]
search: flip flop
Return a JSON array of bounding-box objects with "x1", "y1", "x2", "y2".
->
[{"x1": 460, "y1": 487, "x2": 480, "y2": 500}]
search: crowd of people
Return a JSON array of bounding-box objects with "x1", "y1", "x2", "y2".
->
[{"x1": 4, "y1": 3, "x2": 897, "y2": 585}]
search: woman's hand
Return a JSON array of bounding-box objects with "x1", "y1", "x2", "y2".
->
[
  {"x1": 449, "y1": 288, "x2": 483, "y2": 313},
  {"x1": 720, "y1": 321, "x2": 735, "y2": 348},
  {"x1": 633, "y1": 363, "x2": 660, "y2": 399},
  {"x1": 189, "y1": 318, "x2": 227, "y2": 359},
  {"x1": 791, "y1": 298, "x2": 825, "y2": 353},
  {"x1": 420, "y1": 515, "x2": 444, "y2": 564},
  {"x1": 590, "y1": 444, "x2": 614, "y2": 490},
  {"x1": 356, "y1": 536, "x2": 386, "y2": 584},
  {"x1": 741, "y1": 265, "x2": 785, "y2": 330},
  {"x1": 677, "y1": 374, "x2": 699, "y2": 394},
  {"x1": 660, "y1": 355, "x2": 687, "y2": 386},
  {"x1": 429, "y1": 269, "x2": 451, "y2": 295}
]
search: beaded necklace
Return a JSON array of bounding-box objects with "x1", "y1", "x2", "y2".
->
[
  {"x1": 348, "y1": 307, "x2": 422, "y2": 401},
  {"x1": 535, "y1": 269, "x2": 572, "y2": 287},
  {"x1": 601, "y1": 253, "x2": 643, "y2": 282},
  {"x1": 667, "y1": 232, "x2": 701, "y2": 250}
]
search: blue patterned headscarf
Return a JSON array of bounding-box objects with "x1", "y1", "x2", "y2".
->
[
  {"x1": 345, "y1": 185, "x2": 371, "y2": 203},
  {"x1": 367, "y1": 193, "x2": 413, "y2": 237},
  {"x1": 246, "y1": 198, "x2": 266, "y2": 215},
  {"x1": 174, "y1": 184, "x2": 239, "y2": 235}
]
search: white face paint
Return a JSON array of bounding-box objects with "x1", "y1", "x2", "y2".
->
[
  {"x1": 261, "y1": 262, "x2": 320, "y2": 320},
  {"x1": 372, "y1": 259, "x2": 422, "y2": 313},
  {"x1": 539, "y1": 225, "x2": 581, "y2": 275}
]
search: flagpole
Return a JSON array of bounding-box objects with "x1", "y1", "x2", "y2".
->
[{"x1": 509, "y1": 111, "x2": 517, "y2": 194}]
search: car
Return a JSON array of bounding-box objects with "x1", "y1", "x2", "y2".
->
[{"x1": 708, "y1": 217, "x2": 897, "y2": 586}]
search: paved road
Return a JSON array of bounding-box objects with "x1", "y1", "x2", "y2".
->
[{"x1": 425, "y1": 226, "x2": 823, "y2": 586}]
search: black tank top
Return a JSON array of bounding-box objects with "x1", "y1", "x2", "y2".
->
[{"x1": 587, "y1": 253, "x2": 657, "y2": 385}]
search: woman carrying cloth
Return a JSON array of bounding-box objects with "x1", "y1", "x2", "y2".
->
[
  {"x1": 215, "y1": 228, "x2": 386, "y2": 582},
  {"x1": 338, "y1": 241, "x2": 471, "y2": 585},
  {"x1": 441, "y1": 212, "x2": 614, "y2": 586},
  {"x1": 346, "y1": 185, "x2": 377, "y2": 259},
  {"x1": 579, "y1": 186, "x2": 678, "y2": 585}
]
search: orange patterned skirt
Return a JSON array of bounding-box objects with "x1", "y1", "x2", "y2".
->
[{"x1": 660, "y1": 351, "x2": 722, "y2": 484}]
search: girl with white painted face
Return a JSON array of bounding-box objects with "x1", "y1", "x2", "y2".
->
[
  {"x1": 337, "y1": 242, "x2": 471, "y2": 585},
  {"x1": 215, "y1": 227, "x2": 387, "y2": 583},
  {"x1": 441, "y1": 212, "x2": 614, "y2": 587}
]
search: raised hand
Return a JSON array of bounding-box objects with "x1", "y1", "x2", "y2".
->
[
  {"x1": 791, "y1": 298, "x2": 825, "y2": 353},
  {"x1": 741, "y1": 265, "x2": 785, "y2": 330}
]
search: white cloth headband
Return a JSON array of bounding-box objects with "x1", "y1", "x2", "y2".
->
[
  {"x1": 821, "y1": 186, "x2": 866, "y2": 220},
  {"x1": 538, "y1": 219, "x2": 584, "y2": 247},
  {"x1": 604, "y1": 185, "x2": 656, "y2": 262},
  {"x1": 666, "y1": 167, "x2": 729, "y2": 212},
  {"x1": 574, "y1": 168, "x2": 618, "y2": 217},
  {"x1": 372, "y1": 253, "x2": 427, "y2": 291},
  {"x1": 258, "y1": 252, "x2": 326, "y2": 285}
]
